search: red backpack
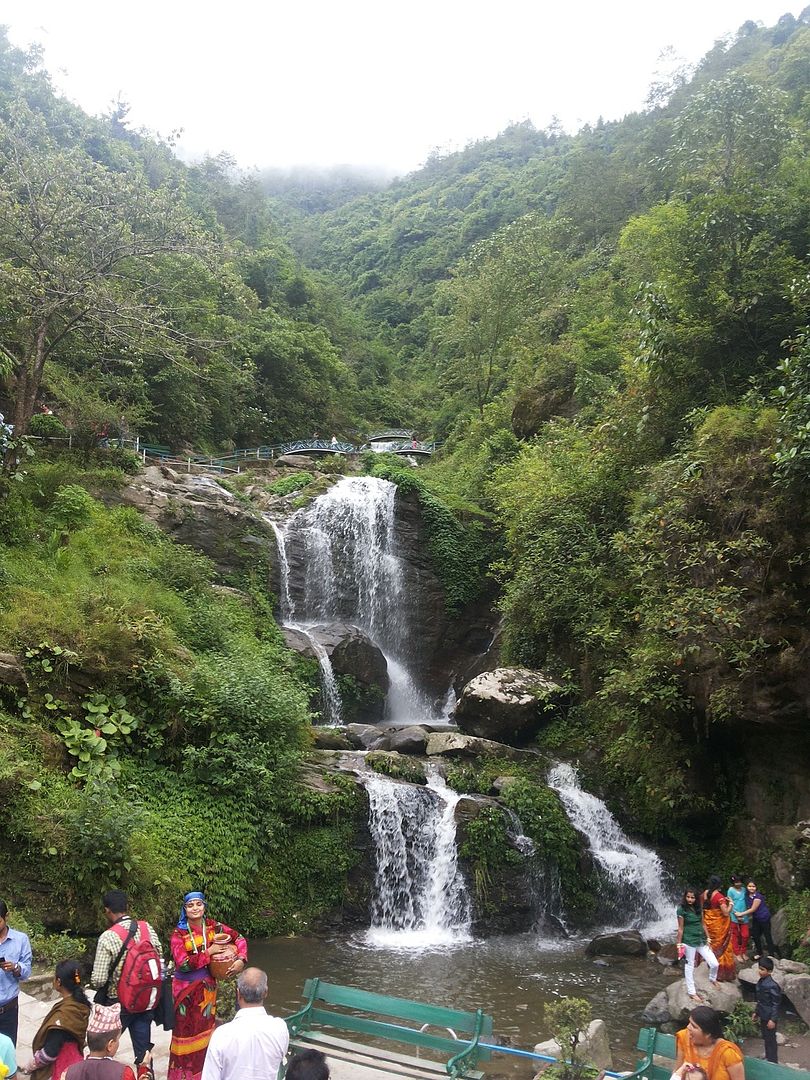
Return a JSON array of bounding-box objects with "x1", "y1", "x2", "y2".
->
[{"x1": 110, "y1": 920, "x2": 163, "y2": 1013}]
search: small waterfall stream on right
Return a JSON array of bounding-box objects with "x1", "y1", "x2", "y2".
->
[{"x1": 547, "y1": 762, "x2": 674, "y2": 936}]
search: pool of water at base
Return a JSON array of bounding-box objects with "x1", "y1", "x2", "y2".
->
[{"x1": 250, "y1": 931, "x2": 676, "y2": 1077}]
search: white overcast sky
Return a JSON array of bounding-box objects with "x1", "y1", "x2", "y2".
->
[{"x1": 1, "y1": 1, "x2": 803, "y2": 175}]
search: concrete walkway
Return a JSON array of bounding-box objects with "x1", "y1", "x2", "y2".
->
[{"x1": 15, "y1": 992, "x2": 390, "y2": 1080}]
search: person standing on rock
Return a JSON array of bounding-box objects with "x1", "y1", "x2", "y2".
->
[
  {"x1": 727, "y1": 875, "x2": 750, "y2": 963},
  {"x1": 0, "y1": 901, "x2": 32, "y2": 1046},
  {"x1": 676, "y1": 887, "x2": 719, "y2": 1002},
  {"x1": 740, "y1": 881, "x2": 777, "y2": 960},
  {"x1": 753, "y1": 956, "x2": 781, "y2": 1063},
  {"x1": 702, "y1": 877, "x2": 736, "y2": 982}
]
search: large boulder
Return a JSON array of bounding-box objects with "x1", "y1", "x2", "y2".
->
[
  {"x1": 533, "y1": 1020, "x2": 613, "y2": 1071},
  {"x1": 664, "y1": 965, "x2": 741, "y2": 1021},
  {"x1": 281, "y1": 623, "x2": 389, "y2": 723},
  {"x1": 783, "y1": 973, "x2": 810, "y2": 1025},
  {"x1": 386, "y1": 726, "x2": 429, "y2": 754},
  {"x1": 425, "y1": 732, "x2": 541, "y2": 762},
  {"x1": 642, "y1": 991, "x2": 671, "y2": 1025},
  {"x1": 585, "y1": 930, "x2": 647, "y2": 957},
  {"x1": 454, "y1": 667, "x2": 563, "y2": 743}
]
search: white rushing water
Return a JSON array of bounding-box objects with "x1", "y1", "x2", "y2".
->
[
  {"x1": 271, "y1": 476, "x2": 441, "y2": 725},
  {"x1": 363, "y1": 768, "x2": 472, "y2": 948},
  {"x1": 269, "y1": 518, "x2": 343, "y2": 724},
  {"x1": 547, "y1": 762, "x2": 674, "y2": 936}
]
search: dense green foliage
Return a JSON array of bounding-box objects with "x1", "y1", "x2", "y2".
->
[
  {"x1": 3, "y1": 9, "x2": 810, "y2": 936},
  {"x1": 0, "y1": 457, "x2": 362, "y2": 936}
]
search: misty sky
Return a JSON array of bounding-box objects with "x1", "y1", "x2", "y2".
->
[{"x1": 2, "y1": 0, "x2": 803, "y2": 175}]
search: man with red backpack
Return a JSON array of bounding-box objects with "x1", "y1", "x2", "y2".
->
[{"x1": 90, "y1": 891, "x2": 163, "y2": 1079}]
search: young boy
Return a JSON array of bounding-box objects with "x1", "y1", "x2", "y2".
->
[
  {"x1": 64, "y1": 1003, "x2": 137, "y2": 1080},
  {"x1": 753, "y1": 956, "x2": 782, "y2": 1063}
]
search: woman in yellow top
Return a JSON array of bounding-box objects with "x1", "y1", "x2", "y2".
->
[{"x1": 675, "y1": 1007, "x2": 744, "y2": 1080}]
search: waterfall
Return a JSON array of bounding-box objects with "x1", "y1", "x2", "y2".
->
[
  {"x1": 547, "y1": 762, "x2": 673, "y2": 934},
  {"x1": 272, "y1": 476, "x2": 439, "y2": 725},
  {"x1": 269, "y1": 518, "x2": 343, "y2": 724},
  {"x1": 363, "y1": 768, "x2": 472, "y2": 947}
]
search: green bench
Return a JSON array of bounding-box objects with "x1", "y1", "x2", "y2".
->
[
  {"x1": 284, "y1": 978, "x2": 493, "y2": 1080},
  {"x1": 629, "y1": 1027, "x2": 810, "y2": 1080}
]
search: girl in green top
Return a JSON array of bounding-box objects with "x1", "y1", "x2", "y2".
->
[{"x1": 676, "y1": 887, "x2": 719, "y2": 1002}]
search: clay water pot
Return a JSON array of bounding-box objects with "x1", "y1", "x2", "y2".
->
[{"x1": 208, "y1": 933, "x2": 238, "y2": 980}]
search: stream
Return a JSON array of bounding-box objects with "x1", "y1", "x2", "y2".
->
[{"x1": 250, "y1": 932, "x2": 673, "y2": 1075}]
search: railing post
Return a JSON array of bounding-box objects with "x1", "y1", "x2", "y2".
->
[{"x1": 187, "y1": 458, "x2": 191, "y2": 473}]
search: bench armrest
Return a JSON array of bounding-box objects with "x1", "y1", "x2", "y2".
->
[
  {"x1": 446, "y1": 1008, "x2": 487, "y2": 1078},
  {"x1": 285, "y1": 978, "x2": 321, "y2": 1037}
]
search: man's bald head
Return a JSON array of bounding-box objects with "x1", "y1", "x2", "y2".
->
[{"x1": 236, "y1": 966, "x2": 268, "y2": 1005}]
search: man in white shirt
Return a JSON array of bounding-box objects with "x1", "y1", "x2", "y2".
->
[{"x1": 201, "y1": 968, "x2": 289, "y2": 1080}]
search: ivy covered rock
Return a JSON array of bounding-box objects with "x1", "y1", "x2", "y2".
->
[{"x1": 454, "y1": 667, "x2": 564, "y2": 743}]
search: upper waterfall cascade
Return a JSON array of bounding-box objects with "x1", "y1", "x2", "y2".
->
[
  {"x1": 547, "y1": 762, "x2": 674, "y2": 934},
  {"x1": 363, "y1": 768, "x2": 472, "y2": 948},
  {"x1": 271, "y1": 475, "x2": 444, "y2": 724}
]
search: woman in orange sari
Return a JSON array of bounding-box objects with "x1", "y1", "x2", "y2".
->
[
  {"x1": 702, "y1": 876, "x2": 735, "y2": 982},
  {"x1": 167, "y1": 892, "x2": 247, "y2": 1080},
  {"x1": 675, "y1": 1006, "x2": 744, "y2": 1080}
]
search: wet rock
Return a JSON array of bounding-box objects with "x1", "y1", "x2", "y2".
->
[
  {"x1": 0, "y1": 652, "x2": 27, "y2": 689},
  {"x1": 386, "y1": 726, "x2": 429, "y2": 754},
  {"x1": 311, "y1": 729, "x2": 353, "y2": 750},
  {"x1": 534, "y1": 1020, "x2": 613, "y2": 1071},
  {"x1": 425, "y1": 732, "x2": 541, "y2": 761},
  {"x1": 281, "y1": 623, "x2": 389, "y2": 724},
  {"x1": 585, "y1": 930, "x2": 647, "y2": 957},
  {"x1": 454, "y1": 667, "x2": 564, "y2": 743},
  {"x1": 346, "y1": 724, "x2": 385, "y2": 750},
  {"x1": 642, "y1": 990, "x2": 671, "y2": 1025},
  {"x1": 664, "y1": 965, "x2": 741, "y2": 1021},
  {"x1": 656, "y1": 943, "x2": 680, "y2": 966}
]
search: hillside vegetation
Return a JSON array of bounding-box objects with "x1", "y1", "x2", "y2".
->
[{"x1": 1, "y1": 11, "x2": 810, "y2": 946}]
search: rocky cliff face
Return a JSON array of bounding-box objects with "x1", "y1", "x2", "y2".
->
[{"x1": 120, "y1": 466, "x2": 281, "y2": 588}]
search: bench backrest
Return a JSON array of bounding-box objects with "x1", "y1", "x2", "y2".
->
[
  {"x1": 295, "y1": 978, "x2": 493, "y2": 1061},
  {"x1": 635, "y1": 1027, "x2": 810, "y2": 1080}
]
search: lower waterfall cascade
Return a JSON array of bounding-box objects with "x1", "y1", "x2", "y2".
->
[
  {"x1": 363, "y1": 768, "x2": 472, "y2": 948},
  {"x1": 547, "y1": 761, "x2": 674, "y2": 934}
]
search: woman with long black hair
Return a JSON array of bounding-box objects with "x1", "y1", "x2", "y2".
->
[
  {"x1": 20, "y1": 961, "x2": 90, "y2": 1080},
  {"x1": 676, "y1": 886, "x2": 718, "y2": 1002}
]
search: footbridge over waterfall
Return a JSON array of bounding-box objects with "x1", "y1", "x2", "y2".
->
[
  {"x1": 136, "y1": 431, "x2": 437, "y2": 473},
  {"x1": 365, "y1": 430, "x2": 437, "y2": 457}
]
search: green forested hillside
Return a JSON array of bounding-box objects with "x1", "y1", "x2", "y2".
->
[
  {"x1": 2, "y1": 9, "x2": 810, "y2": 945},
  {"x1": 265, "y1": 13, "x2": 810, "y2": 843}
]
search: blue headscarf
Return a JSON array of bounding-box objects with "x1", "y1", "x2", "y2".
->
[{"x1": 178, "y1": 891, "x2": 206, "y2": 930}]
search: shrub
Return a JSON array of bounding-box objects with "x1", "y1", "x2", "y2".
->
[
  {"x1": 28, "y1": 414, "x2": 69, "y2": 439},
  {"x1": 267, "y1": 471, "x2": 314, "y2": 496}
]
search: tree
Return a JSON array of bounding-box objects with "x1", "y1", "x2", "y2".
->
[
  {"x1": 0, "y1": 104, "x2": 217, "y2": 465},
  {"x1": 434, "y1": 214, "x2": 569, "y2": 415}
]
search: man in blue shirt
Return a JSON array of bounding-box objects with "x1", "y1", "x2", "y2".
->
[{"x1": 0, "y1": 902, "x2": 32, "y2": 1046}]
